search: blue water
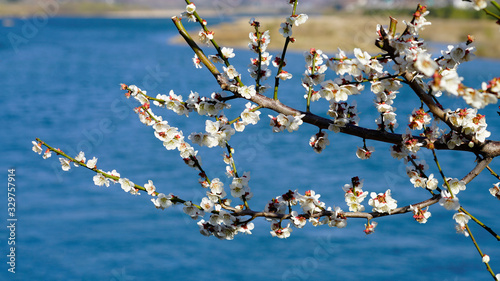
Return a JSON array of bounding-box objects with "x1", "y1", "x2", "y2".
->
[{"x1": 1, "y1": 16, "x2": 499, "y2": 281}]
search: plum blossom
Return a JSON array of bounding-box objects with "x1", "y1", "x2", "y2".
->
[
  {"x1": 183, "y1": 201, "x2": 204, "y2": 219},
  {"x1": 32, "y1": 141, "x2": 42, "y2": 154},
  {"x1": 199, "y1": 30, "x2": 214, "y2": 45},
  {"x1": 144, "y1": 180, "x2": 156, "y2": 195},
  {"x1": 151, "y1": 193, "x2": 173, "y2": 210},
  {"x1": 276, "y1": 70, "x2": 292, "y2": 80},
  {"x1": 270, "y1": 223, "x2": 292, "y2": 239},
  {"x1": 269, "y1": 113, "x2": 305, "y2": 133},
  {"x1": 279, "y1": 22, "x2": 292, "y2": 38},
  {"x1": 390, "y1": 144, "x2": 408, "y2": 160},
  {"x1": 453, "y1": 212, "x2": 471, "y2": 226},
  {"x1": 87, "y1": 157, "x2": 98, "y2": 169},
  {"x1": 363, "y1": 221, "x2": 378, "y2": 235},
  {"x1": 248, "y1": 29, "x2": 271, "y2": 52},
  {"x1": 192, "y1": 54, "x2": 202, "y2": 69},
  {"x1": 221, "y1": 47, "x2": 235, "y2": 59},
  {"x1": 356, "y1": 146, "x2": 375, "y2": 160},
  {"x1": 237, "y1": 222, "x2": 254, "y2": 235},
  {"x1": 119, "y1": 178, "x2": 135, "y2": 193},
  {"x1": 368, "y1": 189, "x2": 397, "y2": 213},
  {"x1": 229, "y1": 172, "x2": 252, "y2": 199},
  {"x1": 489, "y1": 183, "x2": 500, "y2": 200},
  {"x1": 432, "y1": 69, "x2": 462, "y2": 96},
  {"x1": 444, "y1": 178, "x2": 466, "y2": 195},
  {"x1": 93, "y1": 173, "x2": 110, "y2": 187},
  {"x1": 409, "y1": 205, "x2": 431, "y2": 224},
  {"x1": 265, "y1": 198, "x2": 287, "y2": 216},
  {"x1": 42, "y1": 149, "x2": 52, "y2": 159},
  {"x1": 327, "y1": 101, "x2": 359, "y2": 133},
  {"x1": 402, "y1": 129, "x2": 422, "y2": 153},
  {"x1": 297, "y1": 190, "x2": 325, "y2": 214},
  {"x1": 287, "y1": 13, "x2": 308, "y2": 26},
  {"x1": 74, "y1": 151, "x2": 86, "y2": 166},
  {"x1": 240, "y1": 102, "x2": 261, "y2": 125},
  {"x1": 180, "y1": 3, "x2": 196, "y2": 21},
  {"x1": 324, "y1": 206, "x2": 347, "y2": 228},
  {"x1": 185, "y1": 3, "x2": 195, "y2": 13},
  {"x1": 439, "y1": 190, "x2": 460, "y2": 210},
  {"x1": 309, "y1": 131, "x2": 330, "y2": 153},
  {"x1": 223, "y1": 65, "x2": 239, "y2": 80},
  {"x1": 343, "y1": 177, "x2": 368, "y2": 212},
  {"x1": 209, "y1": 178, "x2": 225, "y2": 196},
  {"x1": 59, "y1": 158, "x2": 71, "y2": 171},
  {"x1": 238, "y1": 85, "x2": 256, "y2": 99},
  {"x1": 471, "y1": 0, "x2": 487, "y2": 10},
  {"x1": 290, "y1": 211, "x2": 307, "y2": 228},
  {"x1": 426, "y1": 174, "x2": 439, "y2": 190},
  {"x1": 414, "y1": 52, "x2": 438, "y2": 77},
  {"x1": 455, "y1": 224, "x2": 469, "y2": 237},
  {"x1": 408, "y1": 108, "x2": 431, "y2": 130}
]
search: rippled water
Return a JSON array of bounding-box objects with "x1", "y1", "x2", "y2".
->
[{"x1": 1, "y1": 17, "x2": 499, "y2": 280}]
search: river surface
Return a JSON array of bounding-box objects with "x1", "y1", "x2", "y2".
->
[{"x1": 1, "y1": 16, "x2": 499, "y2": 280}]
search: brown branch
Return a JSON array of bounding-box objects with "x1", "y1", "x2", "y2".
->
[
  {"x1": 172, "y1": 16, "x2": 500, "y2": 158},
  {"x1": 462, "y1": 157, "x2": 493, "y2": 184},
  {"x1": 403, "y1": 72, "x2": 458, "y2": 131},
  {"x1": 171, "y1": 16, "x2": 231, "y2": 91},
  {"x1": 228, "y1": 194, "x2": 440, "y2": 222}
]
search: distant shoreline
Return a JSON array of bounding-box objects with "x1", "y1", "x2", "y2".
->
[
  {"x1": 201, "y1": 15, "x2": 500, "y2": 59},
  {"x1": 2, "y1": 3, "x2": 499, "y2": 58}
]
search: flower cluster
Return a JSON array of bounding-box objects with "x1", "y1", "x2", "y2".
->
[
  {"x1": 122, "y1": 85, "x2": 205, "y2": 170},
  {"x1": 234, "y1": 102, "x2": 261, "y2": 132},
  {"x1": 32, "y1": 141, "x2": 52, "y2": 159},
  {"x1": 197, "y1": 207, "x2": 255, "y2": 240},
  {"x1": 180, "y1": 3, "x2": 197, "y2": 22},
  {"x1": 229, "y1": 172, "x2": 253, "y2": 200},
  {"x1": 268, "y1": 113, "x2": 305, "y2": 132},
  {"x1": 189, "y1": 118, "x2": 236, "y2": 148},
  {"x1": 409, "y1": 205, "x2": 431, "y2": 224},
  {"x1": 318, "y1": 79, "x2": 362, "y2": 103},
  {"x1": 439, "y1": 190, "x2": 460, "y2": 210},
  {"x1": 489, "y1": 182, "x2": 500, "y2": 200},
  {"x1": 406, "y1": 157, "x2": 438, "y2": 190},
  {"x1": 260, "y1": 189, "x2": 348, "y2": 235},
  {"x1": 453, "y1": 212, "x2": 471, "y2": 237},
  {"x1": 326, "y1": 48, "x2": 382, "y2": 80},
  {"x1": 278, "y1": 13, "x2": 308, "y2": 38},
  {"x1": 356, "y1": 146, "x2": 375, "y2": 160},
  {"x1": 327, "y1": 101, "x2": 359, "y2": 133},
  {"x1": 247, "y1": 20, "x2": 273, "y2": 91},
  {"x1": 342, "y1": 177, "x2": 368, "y2": 212},
  {"x1": 193, "y1": 174, "x2": 255, "y2": 240},
  {"x1": 248, "y1": 19, "x2": 271, "y2": 53},
  {"x1": 438, "y1": 42, "x2": 475, "y2": 70},
  {"x1": 408, "y1": 108, "x2": 431, "y2": 130},
  {"x1": 309, "y1": 130, "x2": 330, "y2": 153},
  {"x1": 363, "y1": 221, "x2": 378, "y2": 235},
  {"x1": 32, "y1": 144, "x2": 172, "y2": 201},
  {"x1": 445, "y1": 108, "x2": 491, "y2": 148},
  {"x1": 368, "y1": 189, "x2": 398, "y2": 214},
  {"x1": 198, "y1": 30, "x2": 214, "y2": 45},
  {"x1": 302, "y1": 48, "x2": 328, "y2": 100},
  {"x1": 374, "y1": 86, "x2": 398, "y2": 131},
  {"x1": 444, "y1": 177, "x2": 467, "y2": 195}
]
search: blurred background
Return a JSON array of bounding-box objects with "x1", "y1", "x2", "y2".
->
[{"x1": 1, "y1": 0, "x2": 499, "y2": 280}]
